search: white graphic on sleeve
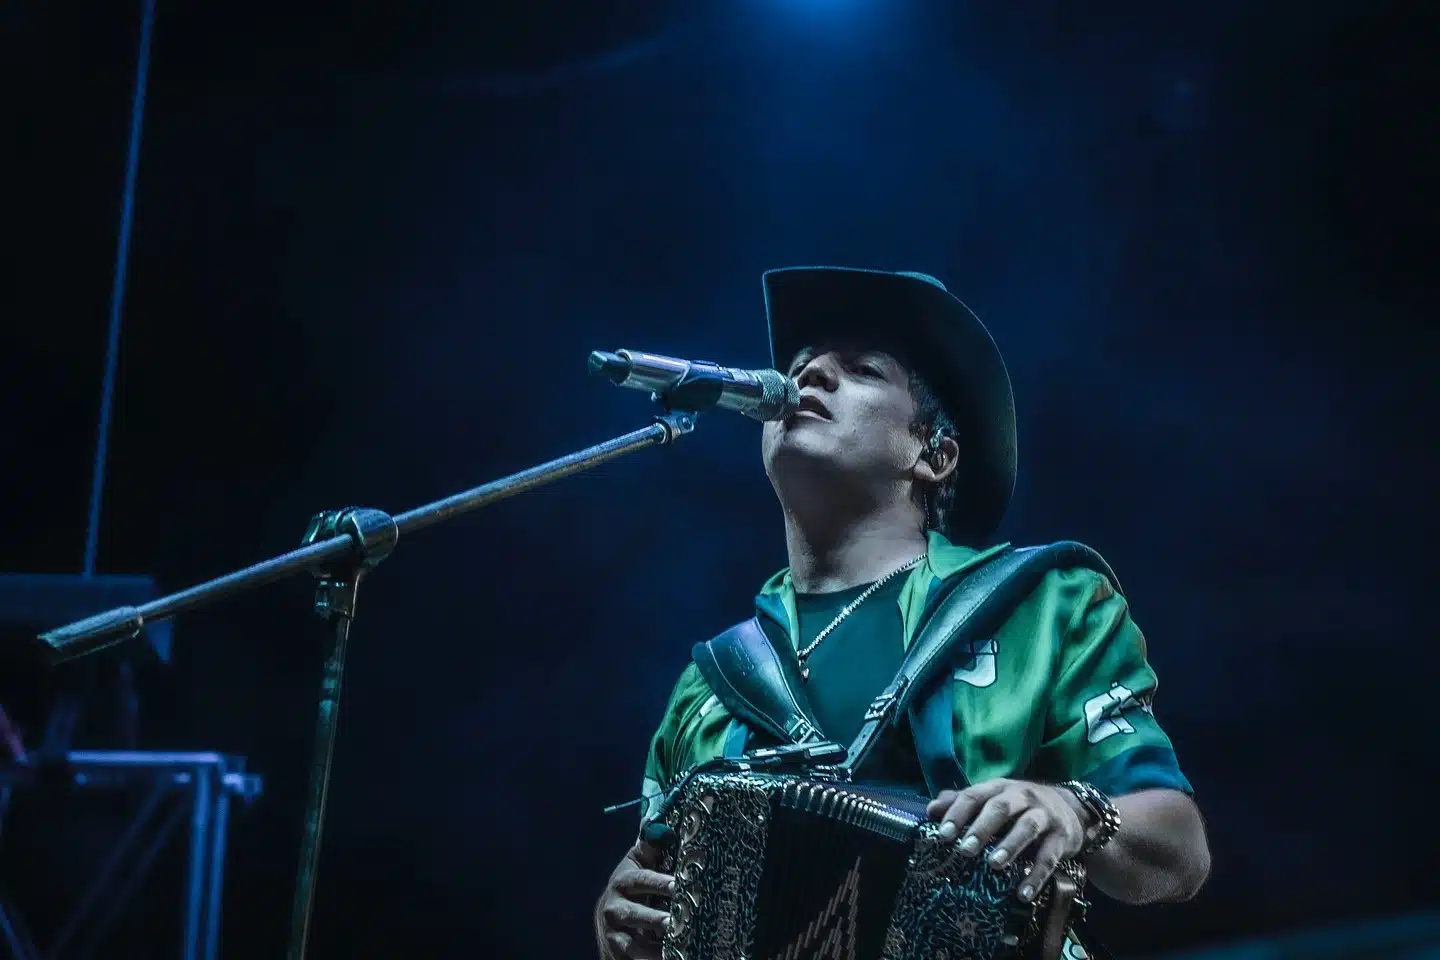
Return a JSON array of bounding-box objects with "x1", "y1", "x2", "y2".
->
[
  {"x1": 640, "y1": 777, "x2": 663, "y2": 823},
  {"x1": 1082, "y1": 682, "x2": 1154, "y2": 744},
  {"x1": 952, "y1": 638, "x2": 999, "y2": 688},
  {"x1": 1062, "y1": 936, "x2": 1090, "y2": 959}
]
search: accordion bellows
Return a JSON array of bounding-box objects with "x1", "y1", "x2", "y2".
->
[{"x1": 654, "y1": 770, "x2": 1077, "y2": 960}]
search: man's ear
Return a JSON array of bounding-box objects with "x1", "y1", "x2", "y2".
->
[{"x1": 913, "y1": 434, "x2": 961, "y2": 486}]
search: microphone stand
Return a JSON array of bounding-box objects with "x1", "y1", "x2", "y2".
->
[{"x1": 35, "y1": 407, "x2": 698, "y2": 960}]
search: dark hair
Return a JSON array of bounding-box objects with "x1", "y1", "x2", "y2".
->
[{"x1": 907, "y1": 371, "x2": 959, "y2": 539}]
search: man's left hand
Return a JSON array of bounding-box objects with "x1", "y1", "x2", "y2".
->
[{"x1": 925, "y1": 779, "x2": 1089, "y2": 903}]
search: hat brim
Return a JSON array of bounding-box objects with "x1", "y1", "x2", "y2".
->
[{"x1": 762, "y1": 266, "x2": 1017, "y2": 545}]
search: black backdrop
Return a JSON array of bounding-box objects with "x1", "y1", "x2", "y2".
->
[{"x1": 5, "y1": 1, "x2": 1437, "y2": 956}]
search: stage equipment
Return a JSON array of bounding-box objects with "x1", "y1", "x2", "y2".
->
[
  {"x1": 0, "y1": 751, "x2": 262, "y2": 960},
  {"x1": 35, "y1": 348, "x2": 786, "y2": 959}
]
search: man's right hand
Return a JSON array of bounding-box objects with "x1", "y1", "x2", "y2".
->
[{"x1": 594, "y1": 839, "x2": 675, "y2": 960}]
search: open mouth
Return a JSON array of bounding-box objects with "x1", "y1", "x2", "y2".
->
[{"x1": 794, "y1": 394, "x2": 832, "y2": 420}]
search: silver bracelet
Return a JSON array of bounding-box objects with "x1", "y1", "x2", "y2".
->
[{"x1": 1059, "y1": 780, "x2": 1121, "y2": 854}]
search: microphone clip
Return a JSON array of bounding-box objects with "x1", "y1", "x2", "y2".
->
[
  {"x1": 588, "y1": 348, "x2": 732, "y2": 414},
  {"x1": 650, "y1": 364, "x2": 734, "y2": 415}
]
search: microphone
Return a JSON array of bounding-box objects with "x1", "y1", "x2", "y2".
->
[{"x1": 588, "y1": 349, "x2": 800, "y2": 422}]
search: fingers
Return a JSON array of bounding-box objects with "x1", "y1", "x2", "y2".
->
[
  {"x1": 601, "y1": 862, "x2": 673, "y2": 942},
  {"x1": 926, "y1": 780, "x2": 1084, "y2": 904},
  {"x1": 927, "y1": 779, "x2": 1008, "y2": 822},
  {"x1": 597, "y1": 844, "x2": 675, "y2": 959},
  {"x1": 932, "y1": 781, "x2": 1060, "y2": 863},
  {"x1": 601, "y1": 895, "x2": 670, "y2": 937},
  {"x1": 931, "y1": 779, "x2": 1008, "y2": 845},
  {"x1": 948, "y1": 787, "x2": 1022, "y2": 857},
  {"x1": 1017, "y1": 834, "x2": 1068, "y2": 903},
  {"x1": 926, "y1": 789, "x2": 959, "y2": 820},
  {"x1": 986, "y1": 808, "x2": 1049, "y2": 869},
  {"x1": 615, "y1": 867, "x2": 676, "y2": 901}
]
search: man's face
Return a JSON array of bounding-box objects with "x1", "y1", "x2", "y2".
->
[{"x1": 762, "y1": 343, "x2": 924, "y2": 507}]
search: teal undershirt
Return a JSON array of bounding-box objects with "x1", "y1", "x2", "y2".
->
[{"x1": 796, "y1": 577, "x2": 926, "y2": 791}]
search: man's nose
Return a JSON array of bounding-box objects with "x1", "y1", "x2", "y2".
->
[{"x1": 795, "y1": 354, "x2": 840, "y2": 390}]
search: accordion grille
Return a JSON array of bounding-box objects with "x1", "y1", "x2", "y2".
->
[{"x1": 658, "y1": 771, "x2": 1056, "y2": 960}]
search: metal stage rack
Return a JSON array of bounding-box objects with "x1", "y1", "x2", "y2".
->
[
  {"x1": 0, "y1": 1, "x2": 269, "y2": 956},
  {"x1": 0, "y1": 751, "x2": 262, "y2": 960}
]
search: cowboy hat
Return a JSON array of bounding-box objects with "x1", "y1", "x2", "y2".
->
[{"x1": 762, "y1": 266, "x2": 1017, "y2": 546}]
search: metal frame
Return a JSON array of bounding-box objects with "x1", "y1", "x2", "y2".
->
[{"x1": 0, "y1": 751, "x2": 262, "y2": 960}]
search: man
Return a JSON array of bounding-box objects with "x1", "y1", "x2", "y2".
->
[{"x1": 594, "y1": 267, "x2": 1211, "y2": 960}]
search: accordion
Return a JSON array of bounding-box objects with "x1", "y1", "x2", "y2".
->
[{"x1": 647, "y1": 766, "x2": 1087, "y2": 960}]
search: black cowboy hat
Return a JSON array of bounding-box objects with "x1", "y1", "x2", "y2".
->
[{"x1": 762, "y1": 266, "x2": 1017, "y2": 546}]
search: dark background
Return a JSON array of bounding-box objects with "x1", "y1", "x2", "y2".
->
[{"x1": 4, "y1": 0, "x2": 1437, "y2": 956}]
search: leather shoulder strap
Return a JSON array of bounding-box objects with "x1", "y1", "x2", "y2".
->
[
  {"x1": 898, "y1": 541, "x2": 1118, "y2": 717},
  {"x1": 691, "y1": 618, "x2": 824, "y2": 746},
  {"x1": 842, "y1": 541, "x2": 1119, "y2": 777}
]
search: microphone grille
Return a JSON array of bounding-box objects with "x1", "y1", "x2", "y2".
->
[{"x1": 753, "y1": 368, "x2": 801, "y2": 421}]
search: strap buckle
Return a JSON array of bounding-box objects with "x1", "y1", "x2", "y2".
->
[
  {"x1": 746, "y1": 740, "x2": 847, "y2": 767},
  {"x1": 785, "y1": 715, "x2": 822, "y2": 744},
  {"x1": 863, "y1": 678, "x2": 910, "y2": 723}
]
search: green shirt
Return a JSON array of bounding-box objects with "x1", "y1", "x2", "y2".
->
[
  {"x1": 797, "y1": 576, "x2": 906, "y2": 747},
  {"x1": 638, "y1": 532, "x2": 1193, "y2": 825},
  {"x1": 794, "y1": 575, "x2": 928, "y2": 790}
]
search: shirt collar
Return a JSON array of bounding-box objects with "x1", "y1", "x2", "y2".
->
[{"x1": 755, "y1": 531, "x2": 1011, "y2": 649}]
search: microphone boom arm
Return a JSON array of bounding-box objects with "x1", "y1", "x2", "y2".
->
[
  {"x1": 34, "y1": 404, "x2": 698, "y2": 960},
  {"x1": 37, "y1": 411, "x2": 696, "y2": 661}
]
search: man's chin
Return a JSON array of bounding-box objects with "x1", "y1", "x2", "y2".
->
[{"x1": 765, "y1": 435, "x2": 845, "y2": 479}]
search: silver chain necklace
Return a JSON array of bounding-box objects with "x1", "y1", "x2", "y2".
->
[{"x1": 796, "y1": 555, "x2": 926, "y2": 680}]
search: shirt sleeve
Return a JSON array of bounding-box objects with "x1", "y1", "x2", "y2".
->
[
  {"x1": 1033, "y1": 569, "x2": 1194, "y2": 799},
  {"x1": 639, "y1": 662, "x2": 713, "y2": 824}
]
